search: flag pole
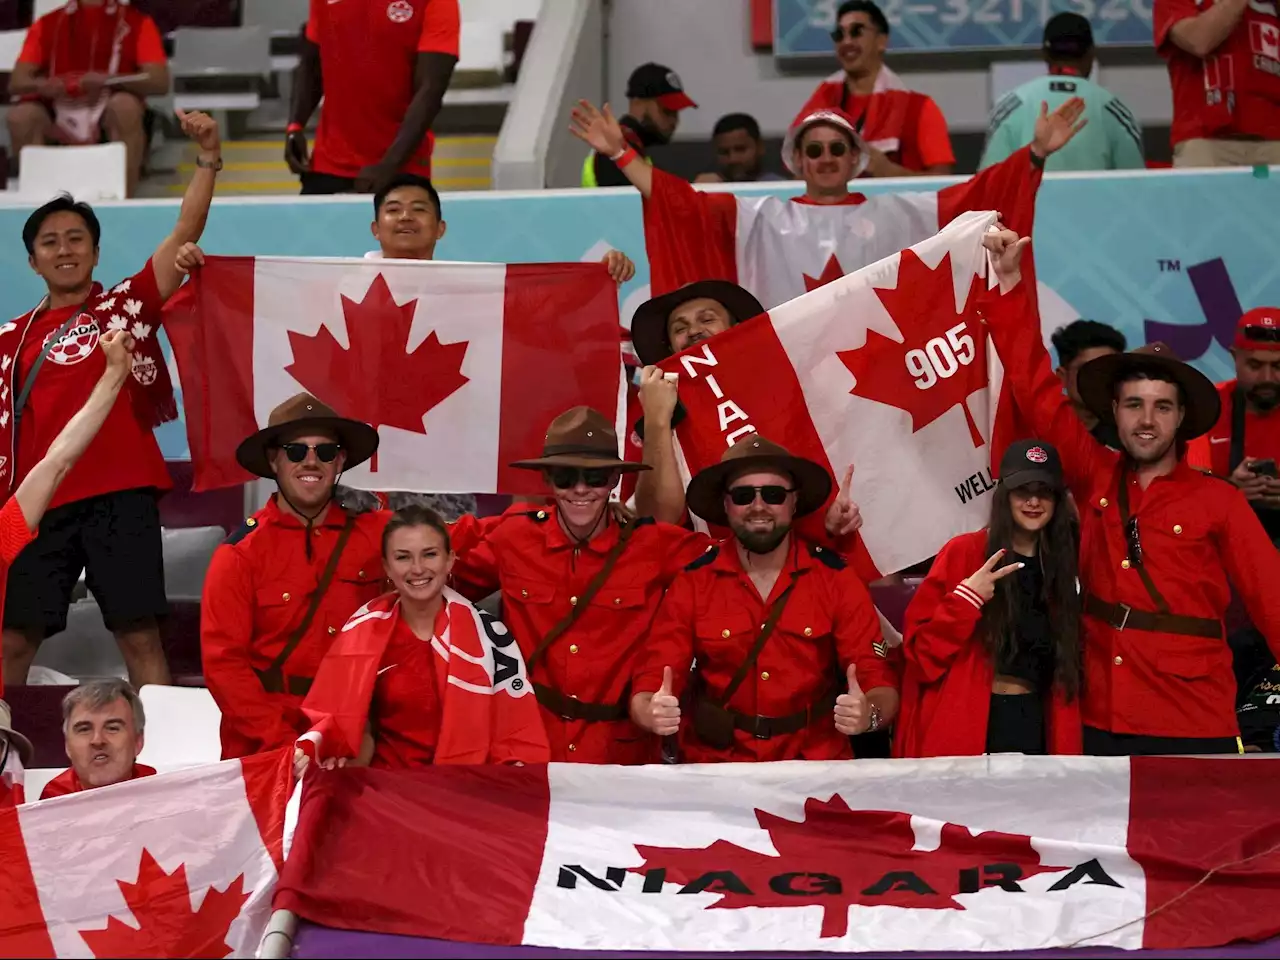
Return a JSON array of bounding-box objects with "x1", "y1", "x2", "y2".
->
[{"x1": 258, "y1": 908, "x2": 297, "y2": 959}]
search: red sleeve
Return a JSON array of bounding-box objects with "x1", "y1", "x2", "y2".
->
[
  {"x1": 633, "y1": 572, "x2": 697, "y2": 699},
  {"x1": 0, "y1": 498, "x2": 35, "y2": 566},
  {"x1": 447, "y1": 512, "x2": 505, "y2": 600},
  {"x1": 17, "y1": 16, "x2": 49, "y2": 67},
  {"x1": 305, "y1": 0, "x2": 320, "y2": 43},
  {"x1": 642, "y1": 168, "x2": 741, "y2": 296},
  {"x1": 418, "y1": 0, "x2": 461, "y2": 56},
  {"x1": 657, "y1": 524, "x2": 715, "y2": 585},
  {"x1": 915, "y1": 96, "x2": 956, "y2": 168},
  {"x1": 133, "y1": 16, "x2": 167, "y2": 65},
  {"x1": 793, "y1": 78, "x2": 843, "y2": 129},
  {"x1": 833, "y1": 567, "x2": 899, "y2": 692},
  {"x1": 937, "y1": 146, "x2": 1041, "y2": 240},
  {"x1": 1154, "y1": 0, "x2": 1198, "y2": 49},
  {"x1": 1219, "y1": 485, "x2": 1280, "y2": 662},
  {"x1": 901, "y1": 536, "x2": 985, "y2": 684},
  {"x1": 200, "y1": 546, "x2": 300, "y2": 756},
  {"x1": 980, "y1": 283, "x2": 1117, "y2": 502}
]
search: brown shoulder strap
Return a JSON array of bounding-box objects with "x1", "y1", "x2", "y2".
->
[
  {"x1": 526, "y1": 519, "x2": 639, "y2": 671},
  {"x1": 267, "y1": 512, "x2": 359, "y2": 674},
  {"x1": 709, "y1": 574, "x2": 801, "y2": 708},
  {"x1": 1116, "y1": 468, "x2": 1170, "y2": 613}
]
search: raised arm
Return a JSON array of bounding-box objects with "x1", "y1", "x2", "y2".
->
[
  {"x1": 1165, "y1": 0, "x2": 1247, "y2": 57},
  {"x1": 151, "y1": 110, "x2": 221, "y2": 301},
  {"x1": 14, "y1": 331, "x2": 133, "y2": 530},
  {"x1": 633, "y1": 368, "x2": 688, "y2": 523},
  {"x1": 569, "y1": 100, "x2": 654, "y2": 199}
]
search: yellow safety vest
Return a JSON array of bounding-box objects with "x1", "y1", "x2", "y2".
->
[{"x1": 581, "y1": 151, "x2": 653, "y2": 188}]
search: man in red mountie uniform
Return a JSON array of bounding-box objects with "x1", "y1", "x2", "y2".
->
[
  {"x1": 1155, "y1": 0, "x2": 1280, "y2": 167},
  {"x1": 286, "y1": 0, "x2": 461, "y2": 195},
  {"x1": 201, "y1": 394, "x2": 390, "y2": 760},
  {"x1": 0, "y1": 109, "x2": 222, "y2": 689},
  {"x1": 981, "y1": 226, "x2": 1280, "y2": 755},
  {"x1": 632, "y1": 435, "x2": 899, "y2": 762}
]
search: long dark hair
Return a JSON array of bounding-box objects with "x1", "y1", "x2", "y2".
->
[{"x1": 980, "y1": 484, "x2": 1082, "y2": 698}]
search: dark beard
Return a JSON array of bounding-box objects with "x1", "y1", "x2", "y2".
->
[
  {"x1": 735, "y1": 522, "x2": 791, "y2": 555},
  {"x1": 1247, "y1": 384, "x2": 1280, "y2": 412},
  {"x1": 637, "y1": 115, "x2": 671, "y2": 145}
]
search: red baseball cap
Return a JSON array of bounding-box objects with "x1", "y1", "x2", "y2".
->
[
  {"x1": 626, "y1": 63, "x2": 697, "y2": 111},
  {"x1": 1234, "y1": 306, "x2": 1280, "y2": 351}
]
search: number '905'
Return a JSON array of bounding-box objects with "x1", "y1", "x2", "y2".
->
[{"x1": 906, "y1": 323, "x2": 975, "y2": 390}]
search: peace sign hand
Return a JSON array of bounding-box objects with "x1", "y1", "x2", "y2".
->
[
  {"x1": 824, "y1": 464, "x2": 863, "y2": 538},
  {"x1": 959, "y1": 549, "x2": 1023, "y2": 604}
]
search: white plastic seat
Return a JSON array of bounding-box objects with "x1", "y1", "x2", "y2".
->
[
  {"x1": 136, "y1": 685, "x2": 223, "y2": 768},
  {"x1": 18, "y1": 143, "x2": 128, "y2": 202},
  {"x1": 0, "y1": 28, "x2": 26, "y2": 71}
]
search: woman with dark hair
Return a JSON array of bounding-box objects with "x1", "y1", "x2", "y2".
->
[
  {"x1": 895, "y1": 440, "x2": 1083, "y2": 757},
  {"x1": 295, "y1": 505, "x2": 549, "y2": 774}
]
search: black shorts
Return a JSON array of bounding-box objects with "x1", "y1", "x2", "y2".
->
[
  {"x1": 4, "y1": 488, "x2": 168, "y2": 638},
  {"x1": 986, "y1": 693, "x2": 1046, "y2": 755},
  {"x1": 300, "y1": 171, "x2": 357, "y2": 195}
]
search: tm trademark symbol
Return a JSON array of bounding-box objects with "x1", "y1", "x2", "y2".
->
[{"x1": 1158, "y1": 259, "x2": 1182, "y2": 272}]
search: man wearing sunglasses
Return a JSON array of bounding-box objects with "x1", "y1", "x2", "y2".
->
[
  {"x1": 445, "y1": 406, "x2": 716, "y2": 765},
  {"x1": 632, "y1": 435, "x2": 899, "y2": 762},
  {"x1": 1204, "y1": 309, "x2": 1280, "y2": 542},
  {"x1": 201, "y1": 393, "x2": 391, "y2": 760},
  {"x1": 794, "y1": 0, "x2": 954, "y2": 177},
  {"x1": 982, "y1": 227, "x2": 1280, "y2": 757}
]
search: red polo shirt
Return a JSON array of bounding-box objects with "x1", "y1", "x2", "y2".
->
[{"x1": 39, "y1": 762, "x2": 156, "y2": 800}]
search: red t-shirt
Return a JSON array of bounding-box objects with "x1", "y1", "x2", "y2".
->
[
  {"x1": 369, "y1": 616, "x2": 441, "y2": 769},
  {"x1": 306, "y1": 0, "x2": 461, "y2": 179},
  {"x1": 18, "y1": 4, "x2": 167, "y2": 77},
  {"x1": 1207, "y1": 379, "x2": 1280, "y2": 476},
  {"x1": 39, "y1": 762, "x2": 156, "y2": 800},
  {"x1": 797, "y1": 77, "x2": 956, "y2": 170},
  {"x1": 0, "y1": 498, "x2": 36, "y2": 689},
  {"x1": 1154, "y1": 0, "x2": 1280, "y2": 144},
  {"x1": 13, "y1": 261, "x2": 172, "y2": 509}
]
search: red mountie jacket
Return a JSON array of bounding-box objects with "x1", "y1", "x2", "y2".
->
[{"x1": 894, "y1": 530, "x2": 1083, "y2": 758}]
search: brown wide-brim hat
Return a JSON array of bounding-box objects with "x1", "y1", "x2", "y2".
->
[
  {"x1": 630, "y1": 280, "x2": 765, "y2": 367},
  {"x1": 685, "y1": 433, "x2": 832, "y2": 528},
  {"x1": 509, "y1": 406, "x2": 650, "y2": 473},
  {"x1": 235, "y1": 393, "x2": 380, "y2": 479},
  {"x1": 1077, "y1": 342, "x2": 1221, "y2": 441},
  {"x1": 0, "y1": 699, "x2": 34, "y2": 767}
]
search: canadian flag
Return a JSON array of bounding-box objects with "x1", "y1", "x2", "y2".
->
[
  {"x1": 653, "y1": 210, "x2": 1007, "y2": 577},
  {"x1": 274, "y1": 756, "x2": 1280, "y2": 952},
  {"x1": 166, "y1": 259, "x2": 622, "y2": 494},
  {"x1": 0, "y1": 749, "x2": 291, "y2": 958}
]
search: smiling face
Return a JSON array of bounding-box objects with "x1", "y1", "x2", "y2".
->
[
  {"x1": 724, "y1": 468, "x2": 796, "y2": 554},
  {"x1": 545, "y1": 465, "x2": 620, "y2": 535},
  {"x1": 833, "y1": 10, "x2": 887, "y2": 78},
  {"x1": 65, "y1": 697, "x2": 143, "y2": 790},
  {"x1": 29, "y1": 210, "x2": 99, "y2": 295},
  {"x1": 372, "y1": 185, "x2": 447, "y2": 260},
  {"x1": 1009, "y1": 482, "x2": 1057, "y2": 535},
  {"x1": 667, "y1": 298, "x2": 734, "y2": 355},
  {"x1": 269, "y1": 430, "x2": 346, "y2": 513},
  {"x1": 797, "y1": 124, "x2": 859, "y2": 196},
  {"x1": 384, "y1": 522, "x2": 454, "y2": 607},
  {"x1": 1113, "y1": 376, "x2": 1185, "y2": 465}
]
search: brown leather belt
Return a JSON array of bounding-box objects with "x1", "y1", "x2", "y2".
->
[
  {"x1": 723, "y1": 689, "x2": 838, "y2": 741},
  {"x1": 1083, "y1": 593, "x2": 1221, "y2": 640},
  {"x1": 254, "y1": 667, "x2": 314, "y2": 697},
  {"x1": 534, "y1": 682, "x2": 629, "y2": 723}
]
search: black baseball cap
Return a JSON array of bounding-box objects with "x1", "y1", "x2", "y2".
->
[
  {"x1": 1043, "y1": 12, "x2": 1094, "y2": 58},
  {"x1": 626, "y1": 63, "x2": 697, "y2": 111},
  {"x1": 998, "y1": 439, "x2": 1064, "y2": 491}
]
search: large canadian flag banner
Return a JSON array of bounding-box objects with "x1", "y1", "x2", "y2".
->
[
  {"x1": 0, "y1": 749, "x2": 291, "y2": 958},
  {"x1": 167, "y1": 258, "x2": 621, "y2": 494},
  {"x1": 656, "y1": 210, "x2": 1005, "y2": 576},
  {"x1": 275, "y1": 756, "x2": 1280, "y2": 953}
]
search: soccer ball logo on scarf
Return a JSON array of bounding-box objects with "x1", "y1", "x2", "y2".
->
[{"x1": 45, "y1": 318, "x2": 100, "y2": 365}]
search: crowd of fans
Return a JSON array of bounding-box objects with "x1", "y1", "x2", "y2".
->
[{"x1": 1, "y1": 0, "x2": 1279, "y2": 801}]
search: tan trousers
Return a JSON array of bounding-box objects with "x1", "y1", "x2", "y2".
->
[{"x1": 1173, "y1": 138, "x2": 1280, "y2": 167}]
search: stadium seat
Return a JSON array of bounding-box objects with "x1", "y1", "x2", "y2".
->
[
  {"x1": 242, "y1": 0, "x2": 306, "y2": 38},
  {"x1": 136, "y1": 684, "x2": 223, "y2": 767},
  {"x1": 18, "y1": 143, "x2": 128, "y2": 201},
  {"x1": 0, "y1": 28, "x2": 27, "y2": 71},
  {"x1": 171, "y1": 25, "x2": 269, "y2": 116}
]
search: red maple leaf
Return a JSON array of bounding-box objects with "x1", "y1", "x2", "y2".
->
[
  {"x1": 285, "y1": 273, "x2": 470, "y2": 471},
  {"x1": 79, "y1": 849, "x2": 250, "y2": 958},
  {"x1": 632, "y1": 795, "x2": 1067, "y2": 939},
  {"x1": 803, "y1": 253, "x2": 845, "y2": 292},
  {"x1": 837, "y1": 250, "x2": 988, "y2": 447}
]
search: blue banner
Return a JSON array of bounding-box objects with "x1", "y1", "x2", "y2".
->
[
  {"x1": 773, "y1": 0, "x2": 1153, "y2": 55},
  {"x1": 0, "y1": 166, "x2": 1273, "y2": 459}
]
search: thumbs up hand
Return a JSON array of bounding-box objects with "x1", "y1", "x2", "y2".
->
[
  {"x1": 649, "y1": 666, "x2": 682, "y2": 736},
  {"x1": 834, "y1": 663, "x2": 869, "y2": 736}
]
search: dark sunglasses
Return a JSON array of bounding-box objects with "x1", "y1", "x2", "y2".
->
[
  {"x1": 1243, "y1": 325, "x2": 1280, "y2": 343},
  {"x1": 804, "y1": 140, "x2": 850, "y2": 159},
  {"x1": 279, "y1": 442, "x2": 341, "y2": 463},
  {"x1": 548, "y1": 466, "x2": 616, "y2": 489},
  {"x1": 1125, "y1": 517, "x2": 1143, "y2": 567},
  {"x1": 830, "y1": 23, "x2": 869, "y2": 41},
  {"x1": 728, "y1": 484, "x2": 795, "y2": 506}
]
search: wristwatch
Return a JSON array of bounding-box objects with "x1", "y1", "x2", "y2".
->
[
  {"x1": 867, "y1": 704, "x2": 882, "y2": 733},
  {"x1": 196, "y1": 155, "x2": 223, "y2": 171}
]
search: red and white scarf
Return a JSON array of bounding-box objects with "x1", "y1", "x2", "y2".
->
[
  {"x1": 298, "y1": 588, "x2": 550, "y2": 766},
  {"x1": 46, "y1": 0, "x2": 129, "y2": 145}
]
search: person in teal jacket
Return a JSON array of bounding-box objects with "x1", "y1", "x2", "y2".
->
[{"x1": 981, "y1": 13, "x2": 1145, "y2": 172}]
